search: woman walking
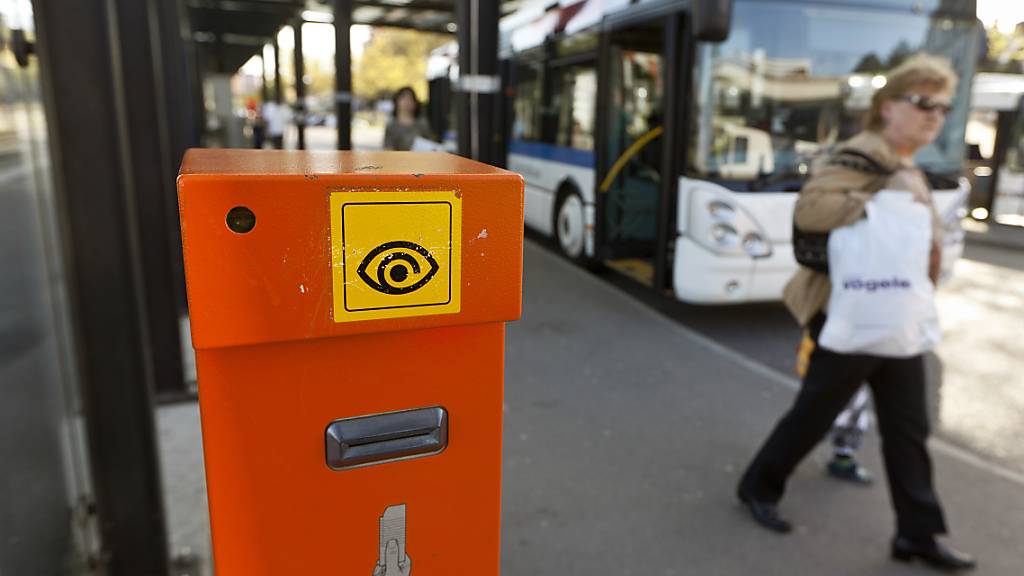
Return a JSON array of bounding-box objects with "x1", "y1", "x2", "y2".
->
[{"x1": 736, "y1": 55, "x2": 975, "y2": 571}]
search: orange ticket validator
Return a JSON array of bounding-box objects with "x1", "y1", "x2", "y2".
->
[{"x1": 177, "y1": 150, "x2": 524, "y2": 575}]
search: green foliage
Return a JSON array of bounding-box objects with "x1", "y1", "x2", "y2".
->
[
  {"x1": 354, "y1": 28, "x2": 450, "y2": 102},
  {"x1": 306, "y1": 57, "x2": 336, "y2": 98},
  {"x1": 980, "y1": 24, "x2": 1024, "y2": 73}
]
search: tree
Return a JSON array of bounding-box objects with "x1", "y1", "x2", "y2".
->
[
  {"x1": 353, "y1": 28, "x2": 450, "y2": 103},
  {"x1": 980, "y1": 22, "x2": 1024, "y2": 73},
  {"x1": 853, "y1": 53, "x2": 884, "y2": 73},
  {"x1": 886, "y1": 40, "x2": 915, "y2": 69}
]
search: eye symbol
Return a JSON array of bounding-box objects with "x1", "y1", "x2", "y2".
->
[{"x1": 356, "y1": 241, "x2": 441, "y2": 295}]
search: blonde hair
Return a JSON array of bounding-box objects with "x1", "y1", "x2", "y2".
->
[{"x1": 864, "y1": 54, "x2": 959, "y2": 131}]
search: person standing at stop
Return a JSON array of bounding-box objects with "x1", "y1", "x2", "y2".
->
[
  {"x1": 263, "y1": 100, "x2": 289, "y2": 149},
  {"x1": 383, "y1": 86, "x2": 434, "y2": 151}
]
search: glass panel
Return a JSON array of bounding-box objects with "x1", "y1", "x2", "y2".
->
[
  {"x1": 556, "y1": 30, "x2": 598, "y2": 57},
  {"x1": 614, "y1": 50, "x2": 663, "y2": 164},
  {"x1": 991, "y1": 101, "x2": 1024, "y2": 225},
  {"x1": 1005, "y1": 106, "x2": 1024, "y2": 173},
  {"x1": 690, "y1": 0, "x2": 978, "y2": 190},
  {"x1": 512, "y1": 61, "x2": 542, "y2": 141},
  {"x1": 606, "y1": 46, "x2": 664, "y2": 185},
  {"x1": 555, "y1": 66, "x2": 596, "y2": 150},
  {"x1": 0, "y1": 0, "x2": 92, "y2": 569},
  {"x1": 734, "y1": 136, "x2": 748, "y2": 164}
]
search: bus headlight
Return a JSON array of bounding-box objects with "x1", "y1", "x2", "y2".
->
[
  {"x1": 711, "y1": 223, "x2": 740, "y2": 247},
  {"x1": 708, "y1": 200, "x2": 735, "y2": 221},
  {"x1": 688, "y1": 192, "x2": 774, "y2": 259},
  {"x1": 742, "y1": 232, "x2": 771, "y2": 257}
]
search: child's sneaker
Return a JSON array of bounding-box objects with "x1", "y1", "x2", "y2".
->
[{"x1": 827, "y1": 455, "x2": 873, "y2": 485}]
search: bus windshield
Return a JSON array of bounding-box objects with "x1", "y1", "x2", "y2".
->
[{"x1": 690, "y1": 1, "x2": 978, "y2": 191}]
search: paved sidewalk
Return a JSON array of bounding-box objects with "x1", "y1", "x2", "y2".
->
[{"x1": 160, "y1": 240, "x2": 1024, "y2": 575}]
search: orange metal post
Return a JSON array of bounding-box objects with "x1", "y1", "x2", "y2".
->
[{"x1": 177, "y1": 150, "x2": 523, "y2": 575}]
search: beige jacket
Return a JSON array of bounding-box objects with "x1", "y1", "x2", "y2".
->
[{"x1": 783, "y1": 131, "x2": 943, "y2": 326}]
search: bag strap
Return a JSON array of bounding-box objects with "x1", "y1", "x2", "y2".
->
[
  {"x1": 825, "y1": 149, "x2": 895, "y2": 195},
  {"x1": 826, "y1": 149, "x2": 896, "y2": 177}
]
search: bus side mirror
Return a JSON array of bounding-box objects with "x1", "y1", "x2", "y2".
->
[
  {"x1": 11, "y1": 29, "x2": 35, "y2": 69},
  {"x1": 693, "y1": 0, "x2": 734, "y2": 42}
]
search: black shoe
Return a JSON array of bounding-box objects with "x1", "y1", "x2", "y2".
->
[
  {"x1": 891, "y1": 536, "x2": 976, "y2": 571},
  {"x1": 827, "y1": 456, "x2": 873, "y2": 485},
  {"x1": 737, "y1": 491, "x2": 792, "y2": 534}
]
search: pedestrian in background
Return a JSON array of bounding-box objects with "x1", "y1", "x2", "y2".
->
[
  {"x1": 736, "y1": 55, "x2": 975, "y2": 571},
  {"x1": 263, "y1": 100, "x2": 288, "y2": 149},
  {"x1": 383, "y1": 86, "x2": 434, "y2": 151},
  {"x1": 248, "y1": 97, "x2": 266, "y2": 149}
]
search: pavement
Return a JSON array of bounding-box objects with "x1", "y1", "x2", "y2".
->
[
  {"x1": 290, "y1": 122, "x2": 384, "y2": 152},
  {"x1": 160, "y1": 240, "x2": 1024, "y2": 575}
]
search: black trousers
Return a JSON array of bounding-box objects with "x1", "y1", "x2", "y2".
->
[{"x1": 739, "y1": 315, "x2": 947, "y2": 538}]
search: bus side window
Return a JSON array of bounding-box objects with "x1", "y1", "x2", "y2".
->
[
  {"x1": 1013, "y1": 101, "x2": 1024, "y2": 172},
  {"x1": 555, "y1": 67, "x2": 596, "y2": 151},
  {"x1": 1007, "y1": 145, "x2": 1023, "y2": 172},
  {"x1": 734, "y1": 136, "x2": 749, "y2": 164},
  {"x1": 513, "y1": 62, "x2": 543, "y2": 141}
]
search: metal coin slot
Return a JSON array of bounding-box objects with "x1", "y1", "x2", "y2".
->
[{"x1": 325, "y1": 407, "x2": 448, "y2": 470}]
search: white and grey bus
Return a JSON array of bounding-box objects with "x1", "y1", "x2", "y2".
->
[{"x1": 430, "y1": 0, "x2": 978, "y2": 303}]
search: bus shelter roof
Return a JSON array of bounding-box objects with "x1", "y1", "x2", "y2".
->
[{"x1": 188, "y1": 0, "x2": 534, "y2": 73}]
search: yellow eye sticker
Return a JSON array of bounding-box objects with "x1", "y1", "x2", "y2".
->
[{"x1": 330, "y1": 190, "x2": 462, "y2": 323}]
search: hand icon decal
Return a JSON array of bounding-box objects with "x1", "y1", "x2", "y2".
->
[{"x1": 373, "y1": 539, "x2": 412, "y2": 576}]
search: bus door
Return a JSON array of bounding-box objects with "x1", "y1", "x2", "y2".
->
[{"x1": 597, "y1": 13, "x2": 682, "y2": 288}]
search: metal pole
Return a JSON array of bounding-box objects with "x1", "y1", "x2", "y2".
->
[
  {"x1": 154, "y1": 0, "x2": 196, "y2": 317},
  {"x1": 260, "y1": 54, "x2": 269, "y2": 103},
  {"x1": 131, "y1": 0, "x2": 189, "y2": 402},
  {"x1": 455, "y1": 2, "x2": 470, "y2": 158},
  {"x1": 293, "y1": 19, "x2": 306, "y2": 150},
  {"x1": 214, "y1": 33, "x2": 225, "y2": 76},
  {"x1": 334, "y1": 0, "x2": 352, "y2": 150},
  {"x1": 189, "y1": 30, "x2": 206, "y2": 147},
  {"x1": 273, "y1": 34, "x2": 282, "y2": 104},
  {"x1": 456, "y1": 0, "x2": 500, "y2": 163}
]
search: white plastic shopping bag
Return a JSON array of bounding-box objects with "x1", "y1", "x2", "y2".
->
[
  {"x1": 410, "y1": 136, "x2": 445, "y2": 152},
  {"x1": 818, "y1": 191, "x2": 941, "y2": 357}
]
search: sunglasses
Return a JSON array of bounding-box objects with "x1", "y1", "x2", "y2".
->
[{"x1": 899, "y1": 94, "x2": 953, "y2": 115}]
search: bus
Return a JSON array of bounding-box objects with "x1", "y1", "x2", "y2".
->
[
  {"x1": 430, "y1": 0, "x2": 979, "y2": 303},
  {"x1": 966, "y1": 72, "x2": 1024, "y2": 226}
]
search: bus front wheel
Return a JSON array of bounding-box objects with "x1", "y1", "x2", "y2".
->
[{"x1": 555, "y1": 190, "x2": 586, "y2": 262}]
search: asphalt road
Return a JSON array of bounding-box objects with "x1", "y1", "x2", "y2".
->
[{"x1": 527, "y1": 231, "x2": 1024, "y2": 478}]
